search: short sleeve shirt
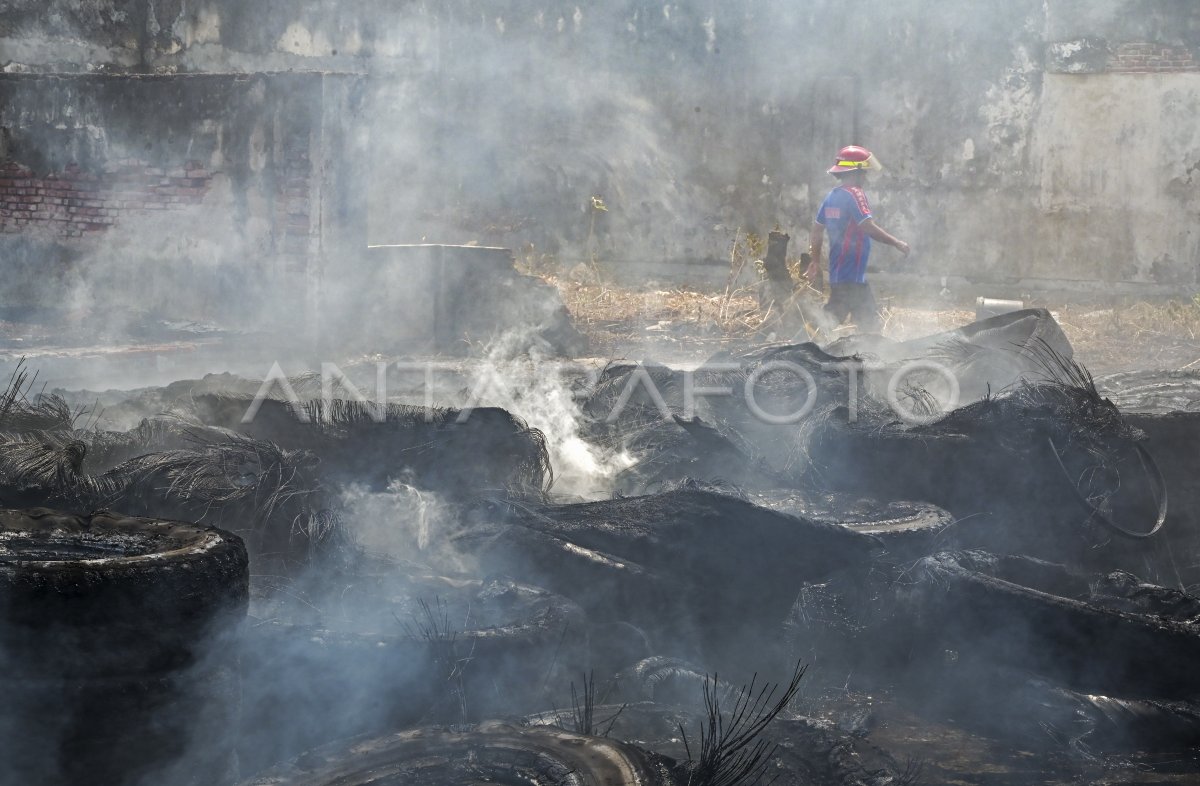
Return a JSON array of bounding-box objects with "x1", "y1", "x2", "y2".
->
[{"x1": 816, "y1": 186, "x2": 873, "y2": 284}]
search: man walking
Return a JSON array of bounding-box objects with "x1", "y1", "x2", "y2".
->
[{"x1": 805, "y1": 145, "x2": 909, "y2": 334}]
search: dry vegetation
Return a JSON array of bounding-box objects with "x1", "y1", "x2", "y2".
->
[
  {"x1": 547, "y1": 275, "x2": 770, "y2": 354},
  {"x1": 546, "y1": 271, "x2": 1200, "y2": 374}
]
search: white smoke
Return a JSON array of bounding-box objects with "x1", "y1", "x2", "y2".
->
[{"x1": 465, "y1": 329, "x2": 631, "y2": 499}]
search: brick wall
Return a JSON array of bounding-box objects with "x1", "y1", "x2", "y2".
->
[
  {"x1": 1110, "y1": 42, "x2": 1199, "y2": 73},
  {"x1": 0, "y1": 159, "x2": 213, "y2": 238}
]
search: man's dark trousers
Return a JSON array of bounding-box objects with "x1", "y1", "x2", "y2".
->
[{"x1": 825, "y1": 282, "x2": 881, "y2": 333}]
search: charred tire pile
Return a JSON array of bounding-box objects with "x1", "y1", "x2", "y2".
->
[
  {"x1": 807, "y1": 377, "x2": 1169, "y2": 563},
  {"x1": 457, "y1": 489, "x2": 878, "y2": 670},
  {"x1": 190, "y1": 395, "x2": 553, "y2": 496},
  {"x1": 895, "y1": 551, "x2": 1200, "y2": 701},
  {"x1": 238, "y1": 572, "x2": 588, "y2": 774},
  {"x1": 0, "y1": 425, "x2": 346, "y2": 571},
  {"x1": 103, "y1": 435, "x2": 341, "y2": 570},
  {"x1": 0, "y1": 508, "x2": 248, "y2": 786},
  {"x1": 240, "y1": 721, "x2": 683, "y2": 786}
]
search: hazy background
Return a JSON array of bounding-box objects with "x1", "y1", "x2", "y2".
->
[{"x1": 0, "y1": 0, "x2": 1197, "y2": 341}]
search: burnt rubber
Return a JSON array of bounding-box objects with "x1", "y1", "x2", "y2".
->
[
  {"x1": 0, "y1": 507, "x2": 248, "y2": 676},
  {"x1": 191, "y1": 394, "x2": 553, "y2": 495},
  {"x1": 239, "y1": 571, "x2": 589, "y2": 774},
  {"x1": 1097, "y1": 370, "x2": 1200, "y2": 415},
  {"x1": 239, "y1": 721, "x2": 683, "y2": 785},
  {"x1": 1049, "y1": 437, "x2": 1168, "y2": 539},
  {"x1": 749, "y1": 490, "x2": 952, "y2": 556},
  {"x1": 898, "y1": 551, "x2": 1200, "y2": 700},
  {"x1": 3, "y1": 665, "x2": 241, "y2": 786}
]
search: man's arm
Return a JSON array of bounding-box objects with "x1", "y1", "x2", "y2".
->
[
  {"x1": 804, "y1": 222, "x2": 825, "y2": 281},
  {"x1": 860, "y1": 218, "x2": 910, "y2": 256}
]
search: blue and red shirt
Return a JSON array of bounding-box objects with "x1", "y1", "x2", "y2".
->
[{"x1": 816, "y1": 185, "x2": 873, "y2": 284}]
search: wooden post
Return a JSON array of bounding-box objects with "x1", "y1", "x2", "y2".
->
[
  {"x1": 763, "y1": 231, "x2": 792, "y2": 304},
  {"x1": 755, "y1": 231, "x2": 827, "y2": 340}
]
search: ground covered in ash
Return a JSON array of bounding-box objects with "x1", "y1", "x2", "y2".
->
[{"x1": 5, "y1": 287, "x2": 1200, "y2": 785}]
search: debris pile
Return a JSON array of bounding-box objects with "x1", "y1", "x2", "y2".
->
[{"x1": 2, "y1": 308, "x2": 1200, "y2": 784}]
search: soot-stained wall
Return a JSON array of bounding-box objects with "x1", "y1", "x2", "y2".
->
[{"x1": 1, "y1": 0, "x2": 1197, "y2": 297}]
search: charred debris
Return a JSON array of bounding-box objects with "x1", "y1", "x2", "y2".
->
[{"x1": 2, "y1": 306, "x2": 1200, "y2": 785}]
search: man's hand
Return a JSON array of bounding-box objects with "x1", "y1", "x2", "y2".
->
[
  {"x1": 807, "y1": 223, "x2": 825, "y2": 280},
  {"x1": 802, "y1": 253, "x2": 822, "y2": 282},
  {"x1": 895, "y1": 240, "x2": 910, "y2": 256}
]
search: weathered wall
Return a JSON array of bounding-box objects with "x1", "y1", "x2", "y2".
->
[
  {"x1": 0, "y1": 72, "x2": 365, "y2": 327},
  {"x1": 1, "y1": 0, "x2": 1197, "y2": 295},
  {"x1": 1033, "y1": 0, "x2": 1200, "y2": 288}
]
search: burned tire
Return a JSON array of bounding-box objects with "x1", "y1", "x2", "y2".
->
[
  {"x1": 239, "y1": 722, "x2": 683, "y2": 786},
  {"x1": 0, "y1": 507, "x2": 248, "y2": 676},
  {"x1": 897, "y1": 551, "x2": 1200, "y2": 700},
  {"x1": 1098, "y1": 370, "x2": 1200, "y2": 415},
  {"x1": 0, "y1": 508, "x2": 248, "y2": 785},
  {"x1": 239, "y1": 570, "x2": 588, "y2": 774},
  {"x1": 750, "y1": 490, "x2": 952, "y2": 558},
  {"x1": 3, "y1": 665, "x2": 243, "y2": 786}
]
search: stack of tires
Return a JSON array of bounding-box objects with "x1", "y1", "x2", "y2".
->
[{"x1": 0, "y1": 508, "x2": 248, "y2": 785}]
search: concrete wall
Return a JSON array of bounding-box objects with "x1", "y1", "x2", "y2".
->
[
  {"x1": 0, "y1": 72, "x2": 366, "y2": 327},
  {"x1": 0, "y1": 0, "x2": 1197, "y2": 296}
]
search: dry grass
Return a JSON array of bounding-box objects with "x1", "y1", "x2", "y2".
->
[
  {"x1": 548, "y1": 275, "x2": 775, "y2": 354},
  {"x1": 1053, "y1": 301, "x2": 1200, "y2": 373},
  {"x1": 547, "y1": 272, "x2": 1200, "y2": 373}
]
